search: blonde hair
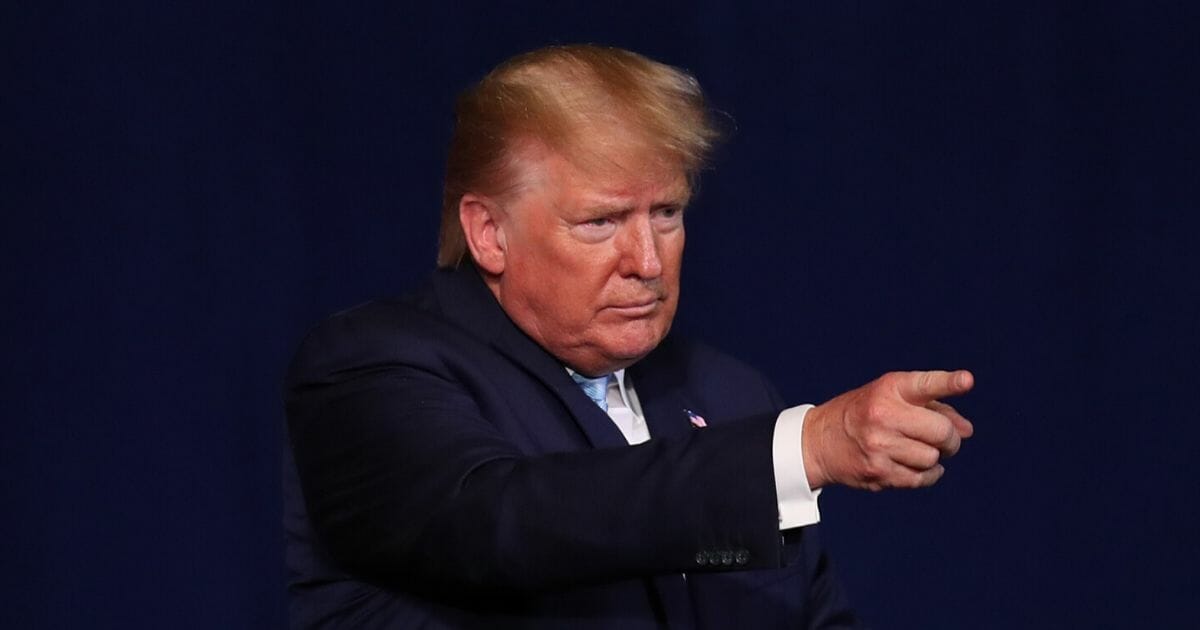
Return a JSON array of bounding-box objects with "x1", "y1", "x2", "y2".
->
[{"x1": 437, "y1": 44, "x2": 722, "y2": 268}]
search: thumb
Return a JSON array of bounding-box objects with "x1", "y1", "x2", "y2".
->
[{"x1": 897, "y1": 370, "x2": 974, "y2": 404}]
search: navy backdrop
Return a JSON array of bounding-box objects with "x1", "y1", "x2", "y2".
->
[{"x1": 5, "y1": 2, "x2": 1198, "y2": 628}]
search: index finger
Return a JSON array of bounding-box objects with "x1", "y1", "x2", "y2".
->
[{"x1": 896, "y1": 370, "x2": 974, "y2": 404}]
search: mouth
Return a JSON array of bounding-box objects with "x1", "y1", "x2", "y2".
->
[{"x1": 605, "y1": 298, "x2": 662, "y2": 317}]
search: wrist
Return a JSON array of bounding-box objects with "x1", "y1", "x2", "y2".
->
[{"x1": 802, "y1": 404, "x2": 829, "y2": 490}]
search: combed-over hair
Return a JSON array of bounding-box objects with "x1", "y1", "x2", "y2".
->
[{"x1": 437, "y1": 44, "x2": 722, "y2": 268}]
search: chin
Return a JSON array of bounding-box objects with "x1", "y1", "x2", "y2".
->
[{"x1": 603, "y1": 322, "x2": 670, "y2": 365}]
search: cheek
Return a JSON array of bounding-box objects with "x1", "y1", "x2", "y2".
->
[
  {"x1": 561, "y1": 254, "x2": 620, "y2": 308},
  {"x1": 560, "y1": 284, "x2": 601, "y2": 327},
  {"x1": 656, "y1": 295, "x2": 679, "y2": 334},
  {"x1": 661, "y1": 233, "x2": 685, "y2": 278},
  {"x1": 524, "y1": 257, "x2": 608, "y2": 328}
]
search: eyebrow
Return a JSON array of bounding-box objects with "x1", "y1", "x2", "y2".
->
[{"x1": 580, "y1": 193, "x2": 691, "y2": 217}]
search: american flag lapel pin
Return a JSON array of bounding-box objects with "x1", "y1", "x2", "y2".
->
[{"x1": 684, "y1": 408, "x2": 708, "y2": 429}]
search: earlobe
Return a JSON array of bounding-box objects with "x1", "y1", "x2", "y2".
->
[{"x1": 459, "y1": 193, "x2": 506, "y2": 275}]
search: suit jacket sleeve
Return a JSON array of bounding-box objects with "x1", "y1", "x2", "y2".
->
[{"x1": 284, "y1": 300, "x2": 788, "y2": 594}]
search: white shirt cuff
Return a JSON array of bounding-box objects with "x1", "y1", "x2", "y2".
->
[{"x1": 772, "y1": 404, "x2": 822, "y2": 529}]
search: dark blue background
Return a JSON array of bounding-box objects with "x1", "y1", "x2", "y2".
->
[{"x1": 5, "y1": 2, "x2": 1197, "y2": 628}]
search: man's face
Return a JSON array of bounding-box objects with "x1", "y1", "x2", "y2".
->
[{"x1": 489, "y1": 146, "x2": 689, "y2": 376}]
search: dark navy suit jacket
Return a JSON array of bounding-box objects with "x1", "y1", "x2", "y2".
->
[{"x1": 283, "y1": 264, "x2": 861, "y2": 628}]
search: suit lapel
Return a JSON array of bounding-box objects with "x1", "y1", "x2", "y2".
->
[
  {"x1": 428, "y1": 264, "x2": 628, "y2": 449},
  {"x1": 629, "y1": 339, "x2": 703, "y2": 442},
  {"x1": 429, "y1": 269, "x2": 706, "y2": 625}
]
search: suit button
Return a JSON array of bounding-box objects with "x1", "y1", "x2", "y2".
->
[
  {"x1": 734, "y1": 549, "x2": 750, "y2": 565},
  {"x1": 695, "y1": 551, "x2": 707, "y2": 566},
  {"x1": 720, "y1": 551, "x2": 733, "y2": 565}
]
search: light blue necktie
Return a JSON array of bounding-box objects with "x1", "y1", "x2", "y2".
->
[{"x1": 570, "y1": 372, "x2": 612, "y2": 412}]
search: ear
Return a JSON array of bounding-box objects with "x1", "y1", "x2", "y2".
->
[{"x1": 459, "y1": 193, "x2": 508, "y2": 275}]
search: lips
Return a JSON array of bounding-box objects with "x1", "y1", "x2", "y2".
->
[{"x1": 606, "y1": 298, "x2": 662, "y2": 317}]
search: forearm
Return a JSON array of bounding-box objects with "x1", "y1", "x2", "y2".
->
[{"x1": 287, "y1": 369, "x2": 786, "y2": 592}]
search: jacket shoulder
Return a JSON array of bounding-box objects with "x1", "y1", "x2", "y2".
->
[
  {"x1": 638, "y1": 335, "x2": 785, "y2": 411},
  {"x1": 284, "y1": 293, "x2": 468, "y2": 391}
]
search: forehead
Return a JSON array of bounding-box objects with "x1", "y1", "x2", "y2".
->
[{"x1": 512, "y1": 140, "x2": 691, "y2": 209}]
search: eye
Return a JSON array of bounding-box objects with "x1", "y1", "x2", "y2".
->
[
  {"x1": 652, "y1": 206, "x2": 685, "y2": 228},
  {"x1": 573, "y1": 215, "x2": 618, "y2": 243}
]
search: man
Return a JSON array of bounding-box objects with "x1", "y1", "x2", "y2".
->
[{"x1": 284, "y1": 44, "x2": 974, "y2": 628}]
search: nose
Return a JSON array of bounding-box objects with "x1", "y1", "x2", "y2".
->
[{"x1": 617, "y1": 214, "x2": 663, "y2": 279}]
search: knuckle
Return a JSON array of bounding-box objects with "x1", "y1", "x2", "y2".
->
[
  {"x1": 862, "y1": 432, "x2": 888, "y2": 453},
  {"x1": 872, "y1": 372, "x2": 899, "y2": 394},
  {"x1": 863, "y1": 400, "x2": 890, "y2": 425},
  {"x1": 862, "y1": 456, "x2": 888, "y2": 481},
  {"x1": 860, "y1": 465, "x2": 879, "y2": 482},
  {"x1": 863, "y1": 479, "x2": 884, "y2": 492},
  {"x1": 915, "y1": 371, "x2": 932, "y2": 394},
  {"x1": 859, "y1": 462, "x2": 878, "y2": 482},
  {"x1": 927, "y1": 465, "x2": 946, "y2": 485}
]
